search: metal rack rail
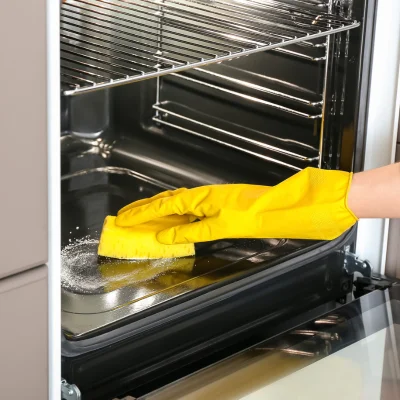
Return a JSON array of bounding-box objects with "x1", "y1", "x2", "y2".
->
[
  {"x1": 153, "y1": 102, "x2": 319, "y2": 171},
  {"x1": 61, "y1": 0, "x2": 359, "y2": 96},
  {"x1": 194, "y1": 67, "x2": 323, "y2": 106},
  {"x1": 168, "y1": 71, "x2": 323, "y2": 119}
]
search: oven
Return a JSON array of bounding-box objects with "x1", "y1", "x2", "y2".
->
[{"x1": 57, "y1": 0, "x2": 393, "y2": 398}]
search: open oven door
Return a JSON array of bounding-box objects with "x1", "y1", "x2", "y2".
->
[
  {"x1": 132, "y1": 283, "x2": 400, "y2": 400},
  {"x1": 61, "y1": 249, "x2": 398, "y2": 400},
  {"x1": 61, "y1": 223, "x2": 386, "y2": 400}
]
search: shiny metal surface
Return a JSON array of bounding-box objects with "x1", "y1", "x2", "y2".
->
[
  {"x1": 194, "y1": 66, "x2": 324, "y2": 107},
  {"x1": 169, "y1": 73, "x2": 323, "y2": 119},
  {"x1": 151, "y1": 46, "x2": 326, "y2": 171},
  {"x1": 152, "y1": 116, "x2": 303, "y2": 171},
  {"x1": 60, "y1": 0, "x2": 359, "y2": 95},
  {"x1": 153, "y1": 99, "x2": 319, "y2": 166},
  {"x1": 61, "y1": 165, "x2": 313, "y2": 338},
  {"x1": 317, "y1": 0, "x2": 333, "y2": 168}
]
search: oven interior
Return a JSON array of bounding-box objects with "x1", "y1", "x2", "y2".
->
[{"x1": 60, "y1": 0, "x2": 371, "y2": 397}]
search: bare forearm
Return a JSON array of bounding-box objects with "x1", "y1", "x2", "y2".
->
[{"x1": 348, "y1": 163, "x2": 400, "y2": 219}]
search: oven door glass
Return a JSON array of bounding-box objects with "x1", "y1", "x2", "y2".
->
[{"x1": 138, "y1": 285, "x2": 400, "y2": 400}]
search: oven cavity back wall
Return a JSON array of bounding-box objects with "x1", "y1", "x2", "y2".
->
[{"x1": 60, "y1": 0, "x2": 362, "y2": 174}]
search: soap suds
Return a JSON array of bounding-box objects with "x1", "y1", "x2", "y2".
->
[
  {"x1": 61, "y1": 236, "x2": 192, "y2": 294},
  {"x1": 61, "y1": 236, "x2": 105, "y2": 293}
]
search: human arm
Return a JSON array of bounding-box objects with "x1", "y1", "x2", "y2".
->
[
  {"x1": 115, "y1": 164, "x2": 400, "y2": 244},
  {"x1": 348, "y1": 162, "x2": 400, "y2": 218}
]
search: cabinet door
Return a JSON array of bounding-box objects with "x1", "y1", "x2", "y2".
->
[
  {"x1": 0, "y1": 266, "x2": 48, "y2": 399},
  {"x1": 0, "y1": 0, "x2": 48, "y2": 278}
]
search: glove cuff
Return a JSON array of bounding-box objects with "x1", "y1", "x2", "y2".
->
[{"x1": 345, "y1": 172, "x2": 359, "y2": 222}]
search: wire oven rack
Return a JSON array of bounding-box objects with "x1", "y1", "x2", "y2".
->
[
  {"x1": 152, "y1": 103, "x2": 318, "y2": 171},
  {"x1": 61, "y1": 0, "x2": 360, "y2": 96}
]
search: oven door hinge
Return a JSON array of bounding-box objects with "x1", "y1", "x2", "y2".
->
[
  {"x1": 342, "y1": 249, "x2": 372, "y2": 277},
  {"x1": 61, "y1": 379, "x2": 81, "y2": 400},
  {"x1": 341, "y1": 249, "x2": 397, "y2": 297},
  {"x1": 354, "y1": 274, "x2": 397, "y2": 297}
]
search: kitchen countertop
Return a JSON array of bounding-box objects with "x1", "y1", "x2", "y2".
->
[{"x1": 139, "y1": 285, "x2": 400, "y2": 400}]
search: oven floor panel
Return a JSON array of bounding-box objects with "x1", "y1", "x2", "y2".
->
[{"x1": 61, "y1": 144, "x2": 316, "y2": 339}]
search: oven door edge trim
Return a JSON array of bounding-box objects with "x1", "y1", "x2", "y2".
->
[{"x1": 62, "y1": 225, "x2": 359, "y2": 356}]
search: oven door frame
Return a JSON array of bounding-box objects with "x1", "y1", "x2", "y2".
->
[{"x1": 354, "y1": 0, "x2": 400, "y2": 273}]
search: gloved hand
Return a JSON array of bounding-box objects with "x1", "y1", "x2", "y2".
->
[{"x1": 115, "y1": 168, "x2": 358, "y2": 244}]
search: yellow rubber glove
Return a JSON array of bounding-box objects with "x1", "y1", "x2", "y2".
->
[{"x1": 115, "y1": 167, "x2": 358, "y2": 244}]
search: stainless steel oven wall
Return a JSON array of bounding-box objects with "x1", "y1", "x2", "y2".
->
[{"x1": 61, "y1": 89, "x2": 111, "y2": 138}]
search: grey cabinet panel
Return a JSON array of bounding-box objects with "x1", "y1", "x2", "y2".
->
[
  {"x1": 0, "y1": 0, "x2": 48, "y2": 279},
  {"x1": 0, "y1": 266, "x2": 48, "y2": 399}
]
